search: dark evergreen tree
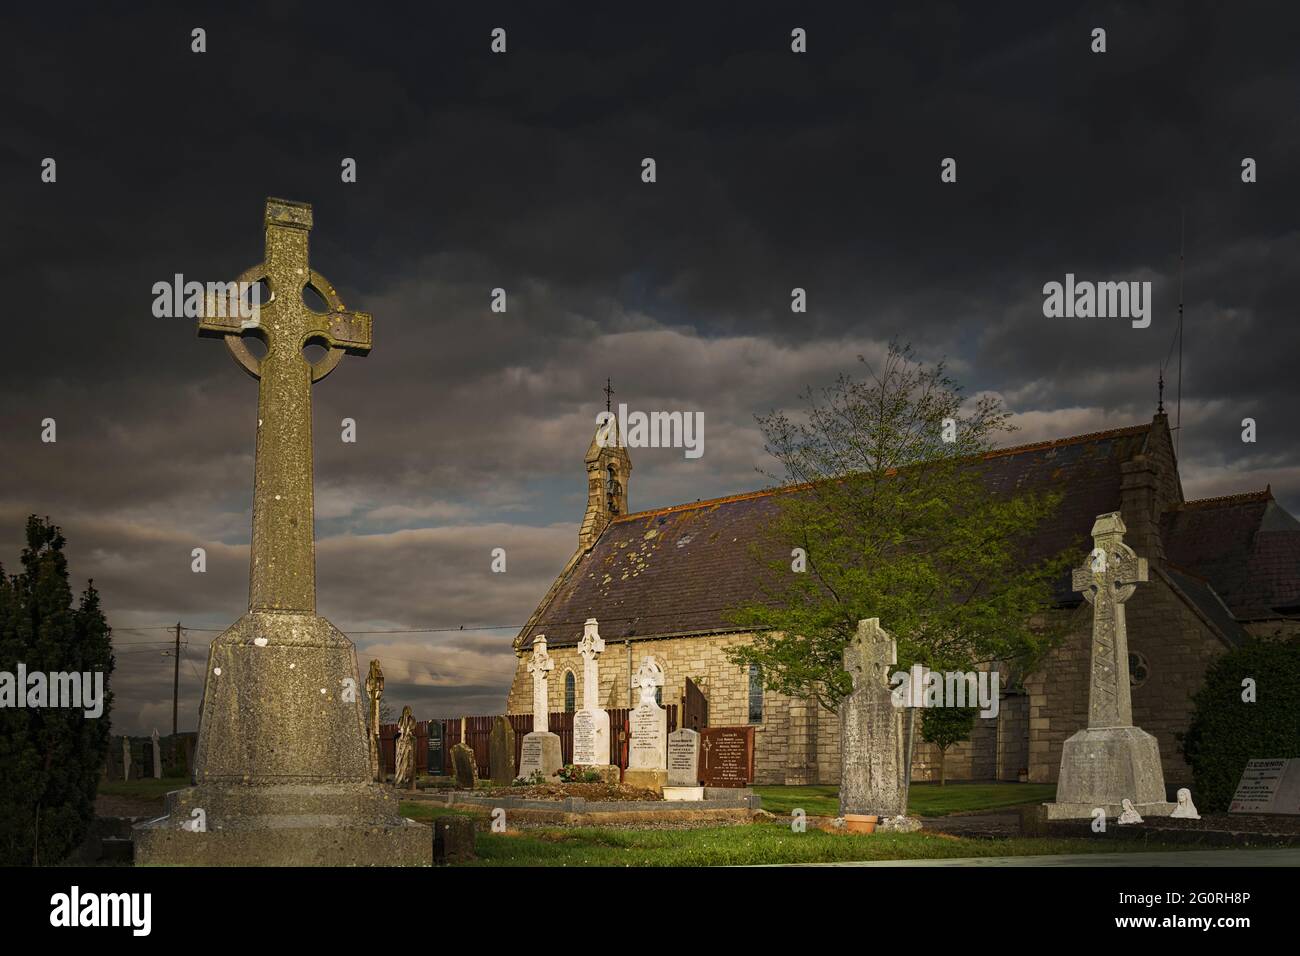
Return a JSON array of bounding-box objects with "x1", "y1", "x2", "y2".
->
[{"x1": 0, "y1": 516, "x2": 114, "y2": 865}]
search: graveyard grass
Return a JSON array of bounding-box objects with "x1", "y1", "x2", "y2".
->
[
  {"x1": 755, "y1": 782, "x2": 1058, "y2": 817},
  {"x1": 442, "y1": 823, "x2": 1188, "y2": 867}
]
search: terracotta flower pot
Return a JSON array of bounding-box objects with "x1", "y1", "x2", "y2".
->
[{"x1": 843, "y1": 814, "x2": 878, "y2": 834}]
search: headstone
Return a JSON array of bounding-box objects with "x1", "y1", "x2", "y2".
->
[
  {"x1": 572, "y1": 618, "x2": 611, "y2": 766},
  {"x1": 667, "y1": 727, "x2": 700, "y2": 786},
  {"x1": 838, "y1": 618, "x2": 908, "y2": 819},
  {"x1": 134, "y1": 199, "x2": 430, "y2": 865},
  {"x1": 488, "y1": 716, "x2": 516, "y2": 786},
  {"x1": 628, "y1": 657, "x2": 667, "y2": 770},
  {"x1": 518, "y1": 635, "x2": 563, "y2": 782},
  {"x1": 451, "y1": 739, "x2": 478, "y2": 790},
  {"x1": 151, "y1": 729, "x2": 162, "y2": 779},
  {"x1": 1044, "y1": 513, "x2": 1175, "y2": 820},
  {"x1": 121, "y1": 736, "x2": 130, "y2": 782},
  {"x1": 365, "y1": 659, "x2": 384, "y2": 783},
  {"x1": 698, "y1": 727, "x2": 754, "y2": 787},
  {"x1": 624, "y1": 656, "x2": 668, "y2": 792},
  {"x1": 1229, "y1": 759, "x2": 1300, "y2": 815},
  {"x1": 1171, "y1": 788, "x2": 1200, "y2": 819},
  {"x1": 393, "y1": 706, "x2": 417, "y2": 790}
]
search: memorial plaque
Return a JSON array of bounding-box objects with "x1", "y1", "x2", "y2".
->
[
  {"x1": 699, "y1": 727, "x2": 754, "y2": 787},
  {"x1": 1229, "y1": 758, "x2": 1300, "y2": 815}
]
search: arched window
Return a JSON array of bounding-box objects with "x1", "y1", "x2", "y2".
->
[
  {"x1": 748, "y1": 664, "x2": 764, "y2": 723},
  {"x1": 564, "y1": 670, "x2": 576, "y2": 712}
]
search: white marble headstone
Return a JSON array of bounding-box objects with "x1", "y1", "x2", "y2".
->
[{"x1": 628, "y1": 657, "x2": 667, "y2": 771}]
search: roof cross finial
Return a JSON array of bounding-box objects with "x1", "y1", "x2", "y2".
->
[{"x1": 604, "y1": 377, "x2": 615, "y2": 414}]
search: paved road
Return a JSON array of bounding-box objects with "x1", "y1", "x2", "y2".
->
[{"x1": 780, "y1": 848, "x2": 1300, "y2": 866}]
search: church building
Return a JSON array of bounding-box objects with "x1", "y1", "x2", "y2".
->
[{"x1": 507, "y1": 409, "x2": 1300, "y2": 785}]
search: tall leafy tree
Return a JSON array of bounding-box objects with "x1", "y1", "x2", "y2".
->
[
  {"x1": 726, "y1": 343, "x2": 1071, "y2": 711},
  {"x1": 920, "y1": 707, "x2": 978, "y2": 786},
  {"x1": 0, "y1": 516, "x2": 114, "y2": 865}
]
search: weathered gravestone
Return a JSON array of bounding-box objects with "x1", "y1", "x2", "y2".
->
[
  {"x1": 394, "y1": 706, "x2": 417, "y2": 790},
  {"x1": 151, "y1": 729, "x2": 162, "y2": 779},
  {"x1": 624, "y1": 656, "x2": 668, "y2": 792},
  {"x1": 572, "y1": 618, "x2": 611, "y2": 767},
  {"x1": 488, "y1": 715, "x2": 516, "y2": 786},
  {"x1": 121, "y1": 736, "x2": 130, "y2": 782},
  {"x1": 452, "y1": 735, "x2": 479, "y2": 790},
  {"x1": 133, "y1": 198, "x2": 430, "y2": 865},
  {"x1": 838, "y1": 618, "x2": 907, "y2": 819},
  {"x1": 1229, "y1": 759, "x2": 1300, "y2": 815},
  {"x1": 364, "y1": 659, "x2": 384, "y2": 783},
  {"x1": 664, "y1": 727, "x2": 702, "y2": 800},
  {"x1": 1044, "y1": 513, "x2": 1175, "y2": 820},
  {"x1": 518, "y1": 635, "x2": 563, "y2": 781}
]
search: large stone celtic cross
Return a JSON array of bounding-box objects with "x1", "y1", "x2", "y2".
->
[
  {"x1": 198, "y1": 199, "x2": 372, "y2": 613},
  {"x1": 1071, "y1": 512, "x2": 1148, "y2": 729}
]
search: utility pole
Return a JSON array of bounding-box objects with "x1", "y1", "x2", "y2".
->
[{"x1": 172, "y1": 622, "x2": 182, "y2": 736}]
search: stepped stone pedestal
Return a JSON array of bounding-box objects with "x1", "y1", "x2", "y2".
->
[
  {"x1": 134, "y1": 613, "x2": 430, "y2": 865},
  {"x1": 1043, "y1": 514, "x2": 1175, "y2": 821}
]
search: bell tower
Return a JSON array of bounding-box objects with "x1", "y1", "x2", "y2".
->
[{"x1": 579, "y1": 379, "x2": 631, "y2": 551}]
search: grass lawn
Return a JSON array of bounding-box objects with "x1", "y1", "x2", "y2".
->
[
  {"x1": 452, "y1": 823, "x2": 1182, "y2": 867},
  {"x1": 754, "y1": 782, "x2": 1056, "y2": 818},
  {"x1": 98, "y1": 776, "x2": 189, "y2": 801}
]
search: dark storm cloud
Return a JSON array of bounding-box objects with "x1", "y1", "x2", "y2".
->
[{"x1": 2, "y1": 1, "x2": 1297, "y2": 732}]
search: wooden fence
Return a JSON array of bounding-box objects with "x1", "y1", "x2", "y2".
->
[{"x1": 380, "y1": 706, "x2": 678, "y2": 780}]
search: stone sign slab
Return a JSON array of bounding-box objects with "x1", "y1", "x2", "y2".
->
[
  {"x1": 699, "y1": 727, "x2": 754, "y2": 788},
  {"x1": 1230, "y1": 758, "x2": 1300, "y2": 815},
  {"x1": 667, "y1": 727, "x2": 700, "y2": 786}
]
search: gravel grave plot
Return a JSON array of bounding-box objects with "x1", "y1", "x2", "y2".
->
[{"x1": 475, "y1": 782, "x2": 663, "y2": 802}]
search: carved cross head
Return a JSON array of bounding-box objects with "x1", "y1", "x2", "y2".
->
[
  {"x1": 843, "y1": 617, "x2": 897, "y2": 691},
  {"x1": 528, "y1": 635, "x2": 554, "y2": 677},
  {"x1": 578, "y1": 618, "x2": 605, "y2": 661},
  {"x1": 635, "y1": 656, "x2": 665, "y2": 706},
  {"x1": 1071, "y1": 512, "x2": 1149, "y2": 605}
]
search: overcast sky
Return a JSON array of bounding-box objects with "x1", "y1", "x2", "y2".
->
[{"x1": 1, "y1": 2, "x2": 1296, "y2": 734}]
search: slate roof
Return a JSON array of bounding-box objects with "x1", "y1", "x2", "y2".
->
[
  {"x1": 520, "y1": 423, "x2": 1158, "y2": 648},
  {"x1": 1163, "y1": 489, "x2": 1300, "y2": 620}
]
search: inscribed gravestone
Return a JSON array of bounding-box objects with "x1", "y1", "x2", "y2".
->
[
  {"x1": 572, "y1": 618, "x2": 610, "y2": 766},
  {"x1": 628, "y1": 657, "x2": 667, "y2": 770},
  {"x1": 698, "y1": 727, "x2": 754, "y2": 787},
  {"x1": 1230, "y1": 759, "x2": 1300, "y2": 815},
  {"x1": 667, "y1": 727, "x2": 700, "y2": 786}
]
